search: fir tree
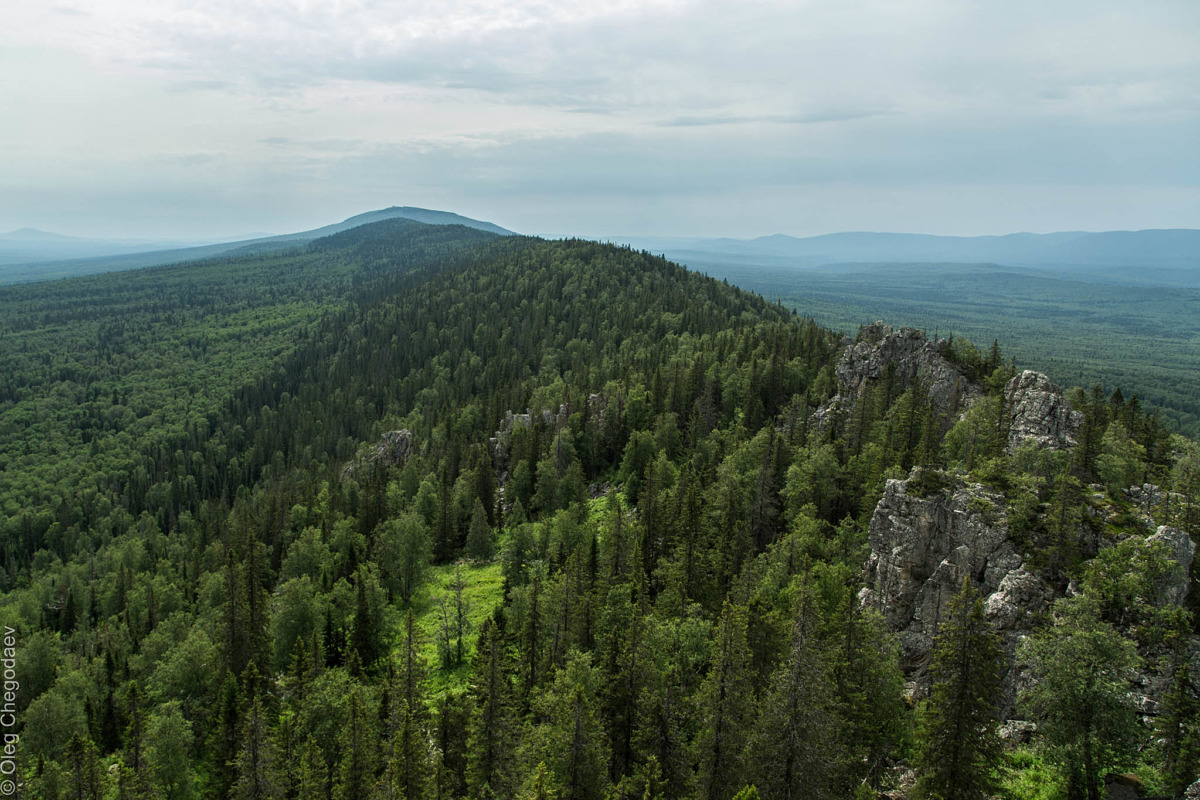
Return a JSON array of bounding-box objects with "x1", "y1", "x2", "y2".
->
[
  {"x1": 695, "y1": 602, "x2": 755, "y2": 800},
  {"x1": 913, "y1": 578, "x2": 1003, "y2": 800},
  {"x1": 466, "y1": 498, "x2": 495, "y2": 560}
]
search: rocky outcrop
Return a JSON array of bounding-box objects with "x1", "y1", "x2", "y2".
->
[
  {"x1": 1004, "y1": 370, "x2": 1082, "y2": 451},
  {"x1": 862, "y1": 468, "x2": 1052, "y2": 707},
  {"x1": 863, "y1": 464, "x2": 1200, "y2": 721},
  {"x1": 837, "y1": 323, "x2": 980, "y2": 411},
  {"x1": 489, "y1": 394, "x2": 608, "y2": 484},
  {"x1": 1147, "y1": 525, "x2": 1196, "y2": 605},
  {"x1": 812, "y1": 323, "x2": 981, "y2": 433},
  {"x1": 341, "y1": 429, "x2": 414, "y2": 479}
]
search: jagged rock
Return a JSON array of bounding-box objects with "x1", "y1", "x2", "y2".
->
[
  {"x1": 863, "y1": 467, "x2": 1053, "y2": 708},
  {"x1": 812, "y1": 322, "x2": 980, "y2": 434},
  {"x1": 1146, "y1": 525, "x2": 1196, "y2": 605},
  {"x1": 500, "y1": 409, "x2": 534, "y2": 433},
  {"x1": 1126, "y1": 483, "x2": 1186, "y2": 520},
  {"x1": 1004, "y1": 370, "x2": 1083, "y2": 451},
  {"x1": 836, "y1": 322, "x2": 980, "y2": 412},
  {"x1": 984, "y1": 568, "x2": 1050, "y2": 631},
  {"x1": 877, "y1": 765, "x2": 916, "y2": 800},
  {"x1": 490, "y1": 396, "x2": 607, "y2": 486},
  {"x1": 998, "y1": 719, "x2": 1037, "y2": 743},
  {"x1": 587, "y1": 481, "x2": 612, "y2": 499},
  {"x1": 341, "y1": 429, "x2": 414, "y2": 479}
]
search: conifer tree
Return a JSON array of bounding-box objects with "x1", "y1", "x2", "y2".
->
[
  {"x1": 1020, "y1": 598, "x2": 1142, "y2": 800},
  {"x1": 231, "y1": 693, "x2": 281, "y2": 800},
  {"x1": 913, "y1": 578, "x2": 1003, "y2": 800},
  {"x1": 295, "y1": 736, "x2": 326, "y2": 800},
  {"x1": 747, "y1": 596, "x2": 838, "y2": 800},
  {"x1": 377, "y1": 610, "x2": 431, "y2": 800},
  {"x1": 334, "y1": 686, "x2": 378, "y2": 800},
  {"x1": 466, "y1": 498, "x2": 495, "y2": 560},
  {"x1": 467, "y1": 617, "x2": 518, "y2": 798},
  {"x1": 695, "y1": 602, "x2": 755, "y2": 800},
  {"x1": 65, "y1": 733, "x2": 104, "y2": 800},
  {"x1": 351, "y1": 567, "x2": 379, "y2": 673}
]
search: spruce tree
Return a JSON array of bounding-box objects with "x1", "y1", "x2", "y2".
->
[
  {"x1": 467, "y1": 617, "x2": 518, "y2": 798},
  {"x1": 1019, "y1": 597, "x2": 1142, "y2": 800},
  {"x1": 695, "y1": 602, "x2": 755, "y2": 800},
  {"x1": 747, "y1": 595, "x2": 838, "y2": 800},
  {"x1": 466, "y1": 498, "x2": 495, "y2": 560},
  {"x1": 377, "y1": 610, "x2": 431, "y2": 800},
  {"x1": 913, "y1": 578, "x2": 1003, "y2": 800}
]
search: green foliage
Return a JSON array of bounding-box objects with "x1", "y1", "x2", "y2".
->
[
  {"x1": 1019, "y1": 598, "x2": 1142, "y2": 800},
  {"x1": 942, "y1": 396, "x2": 1004, "y2": 472},
  {"x1": 147, "y1": 701, "x2": 196, "y2": 800},
  {"x1": 1000, "y1": 748, "x2": 1067, "y2": 800},
  {"x1": 913, "y1": 579, "x2": 1004, "y2": 800},
  {"x1": 1, "y1": 218, "x2": 1193, "y2": 799},
  {"x1": 717, "y1": 260, "x2": 1200, "y2": 437},
  {"x1": 1097, "y1": 420, "x2": 1147, "y2": 492},
  {"x1": 375, "y1": 512, "x2": 433, "y2": 604},
  {"x1": 520, "y1": 652, "x2": 610, "y2": 800}
]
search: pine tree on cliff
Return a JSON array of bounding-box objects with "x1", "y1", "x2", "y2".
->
[{"x1": 913, "y1": 578, "x2": 1004, "y2": 800}]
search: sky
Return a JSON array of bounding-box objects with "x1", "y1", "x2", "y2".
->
[{"x1": 2, "y1": 0, "x2": 1198, "y2": 240}]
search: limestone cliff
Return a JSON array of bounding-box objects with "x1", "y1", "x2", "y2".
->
[{"x1": 341, "y1": 429, "x2": 414, "y2": 479}]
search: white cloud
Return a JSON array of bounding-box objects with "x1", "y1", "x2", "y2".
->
[{"x1": 1, "y1": 0, "x2": 1197, "y2": 237}]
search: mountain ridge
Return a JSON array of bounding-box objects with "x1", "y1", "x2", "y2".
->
[
  {"x1": 615, "y1": 227, "x2": 1200, "y2": 271},
  {"x1": 0, "y1": 206, "x2": 515, "y2": 284}
]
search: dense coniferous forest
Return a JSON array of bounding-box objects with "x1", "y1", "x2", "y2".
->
[
  {"x1": 663, "y1": 257, "x2": 1200, "y2": 438},
  {"x1": 0, "y1": 218, "x2": 1197, "y2": 799}
]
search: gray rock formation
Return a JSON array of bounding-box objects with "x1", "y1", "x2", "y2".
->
[
  {"x1": 862, "y1": 468, "x2": 1052, "y2": 707},
  {"x1": 489, "y1": 395, "x2": 607, "y2": 485},
  {"x1": 863, "y1": 465, "x2": 1200, "y2": 723},
  {"x1": 341, "y1": 429, "x2": 414, "y2": 479},
  {"x1": 1004, "y1": 369, "x2": 1083, "y2": 451},
  {"x1": 811, "y1": 323, "x2": 981, "y2": 433},
  {"x1": 1147, "y1": 525, "x2": 1196, "y2": 605},
  {"x1": 836, "y1": 322, "x2": 980, "y2": 412}
]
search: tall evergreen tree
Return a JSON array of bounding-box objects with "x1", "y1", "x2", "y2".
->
[
  {"x1": 334, "y1": 686, "x2": 378, "y2": 800},
  {"x1": 1020, "y1": 598, "x2": 1142, "y2": 800},
  {"x1": 912, "y1": 578, "x2": 1003, "y2": 800},
  {"x1": 467, "y1": 617, "x2": 518, "y2": 799},
  {"x1": 746, "y1": 595, "x2": 838, "y2": 800},
  {"x1": 695, "y1": 602, "x2": 755, "y2": 800},
  {"x1": 231, "y1": 694, "x2": 282, "y2": 800},
  {"x1": 377, "y1": 610, "x2": 431, "y2": 800}
]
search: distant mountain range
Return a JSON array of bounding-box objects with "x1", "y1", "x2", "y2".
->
[
  {"x1": 614, "y1": 229, "x2": 1200, "y2": 275},
  {"x1": 0, "y1": 207, "x2": 515, "y2": 284},
  {"x1": 4, "y1": 208, "x2": 1197, "y2": 286}
]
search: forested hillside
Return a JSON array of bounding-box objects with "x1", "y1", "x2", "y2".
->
[{"x1": 0, "y1": 219, "x2": 1197, "y2": 800}]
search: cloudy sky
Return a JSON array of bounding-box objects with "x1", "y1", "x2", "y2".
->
[{"x1": 2, "y1": 0, "x2": 1198, "y2": 239}]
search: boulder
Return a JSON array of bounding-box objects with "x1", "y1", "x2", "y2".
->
[
  {"x1": 1146, "y1": 525, "x2": 1196, "y2": 605},
  {"x1": 998, "y1": 719, "x2": 1037, "y2": 744},
  {"x1": 1004, "y1": 370, "x2": 1082, "y2": 451},
  {"x1": 341, "y1": 429, "x2": 414, "y2": 479}
]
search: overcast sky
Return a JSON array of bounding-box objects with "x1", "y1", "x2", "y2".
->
[{"x1": 2, "y1": 0, "x2": 1198, "y2": 239}]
